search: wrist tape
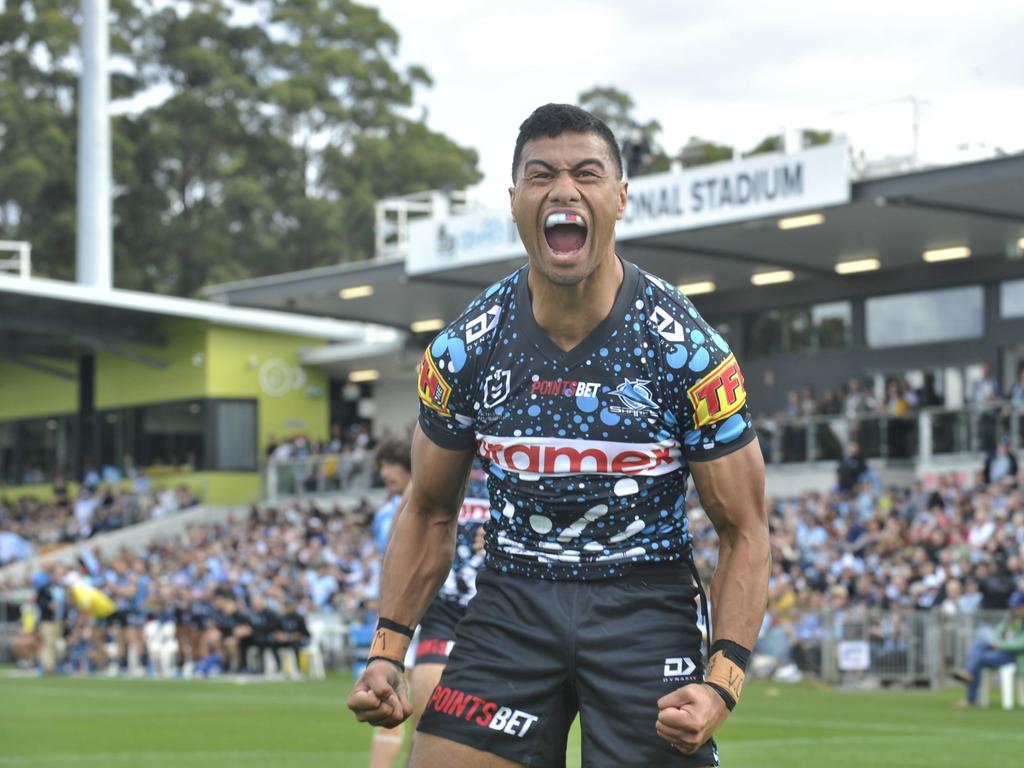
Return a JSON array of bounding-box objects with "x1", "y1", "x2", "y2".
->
[
  {"x1": 704, "y1": 639, "x2": 751, "y2": 710},
  {"x1": 367, "y1": 618, "x2": 414, "y2": 671}
]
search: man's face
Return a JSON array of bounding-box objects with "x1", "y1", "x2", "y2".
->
[
  {"x1": 509, "y1": 132, "x2": 627, "y2": 286},
  {"x1": 378, "y1": 460, "x2": 410, "y2": 494}
]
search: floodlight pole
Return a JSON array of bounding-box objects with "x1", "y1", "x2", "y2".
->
[{"x1": 76, "y1": 0, "x2": 112, "y2": 290}]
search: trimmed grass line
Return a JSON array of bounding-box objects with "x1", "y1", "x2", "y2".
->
[
  {"x1": 739, "y1": 714, "x2": 1024, "y2": 740},
  {"x1": 0, "y1": 752, "x2": 363, "y2": 767}
]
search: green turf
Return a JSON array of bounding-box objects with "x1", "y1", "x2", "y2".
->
[{"x1": 0, "y1": 672, "x2": 1021, "y2": 767}]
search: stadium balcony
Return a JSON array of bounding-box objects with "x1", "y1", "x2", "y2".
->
[{"x1": 753, "y1": 400, "x2": 1021, "y2": 495}]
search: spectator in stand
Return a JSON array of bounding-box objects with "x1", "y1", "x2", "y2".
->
[
  {"x1": 9, "y1": 592, "x2": 40, "y2": 669},
  {"x1": 35, "y1": 565, "x2": 63, "y2": 674},
  {"x1": 952, "y1": 590, "x2": 1024, "y2": 707},
  {"x1": 843, "y1": 378, "x2": 876, "y2": 420},
  {"x1": 984, "y1": 439, "x2": 1018, "y2": 486},
  {"x1": 837, "y1": 442, "x2": 868, "y2": 493}
]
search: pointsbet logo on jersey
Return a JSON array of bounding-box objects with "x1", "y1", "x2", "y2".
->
[
  {"x1": 418, "y1": 348, "x2": 453, "y2": 416},
  {"x1": 687, "y1": 353, "x2": 747, "y2": 428}
]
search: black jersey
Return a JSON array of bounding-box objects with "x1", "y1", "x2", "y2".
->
[{"x1": 418, "y1": 259, "x2": 755, "y2": 580}]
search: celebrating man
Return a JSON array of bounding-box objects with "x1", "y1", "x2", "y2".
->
[{"x1": 348, "y1": 103, "x2": 769, "y2": 767}]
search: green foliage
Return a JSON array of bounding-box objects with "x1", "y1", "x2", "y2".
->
[
  {"x1": 0, "y1": 0, "x2": 480, "y2": 295},
  {"x1": 577, "y1": 85, "x2": 668, "y2": 176},
  {"x1": 677, "y1": 136, "x2": 735, "y2": 168}
]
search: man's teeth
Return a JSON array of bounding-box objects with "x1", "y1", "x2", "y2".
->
[{"x1": 544, "y1": 212, "x2": 586, "y2": 228}]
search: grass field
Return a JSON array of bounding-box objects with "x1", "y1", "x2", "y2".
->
[{"x1": 1, "y1": 672, "x2": 1021, "y2": 767}]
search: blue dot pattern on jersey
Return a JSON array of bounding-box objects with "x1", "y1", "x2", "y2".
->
[{"x1": 418, "y1": 260, "x2": 756, "y2": 580}]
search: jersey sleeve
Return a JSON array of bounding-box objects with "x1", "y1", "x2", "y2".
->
[
  {"x1": 417, "y1": 332, "x2": 477, "y2": 451},
  {"x1": 674, "y1": 300, "x2": 757, "y2": 462}
]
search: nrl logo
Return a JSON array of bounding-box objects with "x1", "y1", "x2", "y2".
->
[{"x1": 610, "y1": 379, "x2": 659, "y2": 415}]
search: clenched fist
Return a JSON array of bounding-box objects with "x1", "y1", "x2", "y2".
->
[
  {"x1": 655, "y1": 683, "x2": 730, "y2": 754},
  {"x1": 346, "y1": 659, "x2": 413, "y2": 728}
]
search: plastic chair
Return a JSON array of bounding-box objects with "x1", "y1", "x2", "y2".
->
[{"x1": 979, "y1": 663, "x2": 1023, "y2": 709}]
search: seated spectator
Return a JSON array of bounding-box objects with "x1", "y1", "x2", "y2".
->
[{"x1": 952, "y1": 590, "x2": 1024, "y2": 707}]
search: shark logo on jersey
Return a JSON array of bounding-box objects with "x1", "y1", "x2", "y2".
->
[{"x1": 610, "y1": 379, "x2": 659, "y2": 415}]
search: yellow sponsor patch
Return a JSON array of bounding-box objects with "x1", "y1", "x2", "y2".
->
[
  {"x1": 687, "y1": 353, "x2": 747, "y2": 429},
  {"x1": 418, "y1": 347, "x2": 453, "y2": 416}
]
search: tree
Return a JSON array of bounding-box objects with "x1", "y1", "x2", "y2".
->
[
  {"x1": 0, "y1": 0, "x2": 481, "y2": 296},
  {"x1": 0, "y1": 0, "x2": 149, "y2": 280},
  {"x1": 577, "y1": 85, "x2": 669, "y2": 176},
  {"x1": 677, "y1": 137, "x2": 734, "y2": 168}
]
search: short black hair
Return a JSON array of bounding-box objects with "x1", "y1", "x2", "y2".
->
[
  {"x1": 375, "y1": 437, "x2": 411, "y2": 472},
  {"x1": 512, "y1": 103, "x2": 623, "y2": 182}
]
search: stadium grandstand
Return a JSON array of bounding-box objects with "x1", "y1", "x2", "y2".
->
[{"x1": 2, "y1": 91, "x2": 1023, "y2": 757}]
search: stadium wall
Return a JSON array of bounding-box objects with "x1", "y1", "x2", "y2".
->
[{"x1": 0, "y1": 361, "x2": 77, "y2": 421}]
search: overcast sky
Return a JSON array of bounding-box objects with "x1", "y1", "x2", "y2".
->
[{"x1": 372, "y1": 0, "x2": 1024, "y2": 206}]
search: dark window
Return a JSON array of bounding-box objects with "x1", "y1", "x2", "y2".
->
[
  {"x1": 866, "y1": 286, "x2": 983, "y2": 348},
  {"x1": 210, "y1": 400, "x2": 258, "y2": 471},
  {"x1": 744, "y1": 302, "x2": 851, "y2": 358}
]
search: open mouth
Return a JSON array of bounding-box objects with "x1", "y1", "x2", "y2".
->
[{"x1": 543, "y1": 211, "x2": 587, "y2": 254}]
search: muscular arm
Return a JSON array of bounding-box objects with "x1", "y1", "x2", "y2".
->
[
  {"x1": 377, "y1": 424, "x2": 475, "y2": 628},
  {"x1": 688, "y1": 437, "x2": 770, "y2": 651},
  {"x1": 655, "y1": 438, "x2": 769, "y2": 754}
]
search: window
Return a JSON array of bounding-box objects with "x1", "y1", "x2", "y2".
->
[
  {"x1": 1, "y1": 398, "x2": 259, "y2": 484},
  {"x1": 0, "y1": 415, "x2": 75, "y2": 485},
  {"x1": 210, "y1": 401, "x2": 258, "y2": 471},
  {"x1": 1001, "y1": 279, "x2": 1024, "y2": 319},
  {"x1": 744, "y1": 302, "x2": 851, "y2": 358},
  {"x1": 866, "y1": 286, "x2": 983, "y2": 348}
]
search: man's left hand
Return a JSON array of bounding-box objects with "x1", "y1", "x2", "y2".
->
[{"x1": 656, "y1": 683, "x2": 730, "y2": 754}]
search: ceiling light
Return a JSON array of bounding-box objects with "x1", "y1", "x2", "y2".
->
[
  {"x1": 922, "y1": 246, "x2": 970, "y2": 263},
  {"x1": 751, "y1": 270, "x2": 795, "y2": 286},
  {"x1": 1017, "y1": 237, "x2": 1024, "y2": 252},
  {"x1": 348, "y1": 369, "x2": 380, "y2": 382},
  {"x1": 410, "y1": 318, "x2": 446, "y2": 333},
  {"x1": 676, "y1": 280, "x2": 716, "y2": 296},
  {"x1": 339, "y1": 284, "x2": 374, "y2": 300},
  {"x1": 835, "y1": 258, "x2": 880, "y2": 275},
  {"x1": 778, "y1": 213, "x2": 825, "y2": 230}
]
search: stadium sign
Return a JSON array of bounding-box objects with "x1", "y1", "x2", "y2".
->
[{"x1": 406, "y1": 142, "x2": 849, "y2": 275}]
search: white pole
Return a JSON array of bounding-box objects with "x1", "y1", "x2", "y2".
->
[{"x1": 76, "y1": 0, "x2": 112, "y2": 290}]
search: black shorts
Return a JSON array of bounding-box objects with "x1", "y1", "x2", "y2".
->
[
  {"x1": 416, "y1": 599, "x2": 466, "y2": 665},
  {"x1": 416, "y1": 566, "x2": 715, "y2": 768}
]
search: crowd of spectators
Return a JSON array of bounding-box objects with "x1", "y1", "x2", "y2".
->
[
  {"x1": 0, "y1": 483, "x2": 199, "y2": 566},
  {"x1": 687, "y1": 462, "x2": 1024, "y2": 680},
  {"x1": 6, "y1": 495, "x2": 383, "y2": 677},
  {"x1": 4, "y1": 414, "x2": 1022, "y2": 685}
]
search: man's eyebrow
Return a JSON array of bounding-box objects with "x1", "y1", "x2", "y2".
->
[{"x1": 523, "y1": 158, "x2": 606, "y2": 172}]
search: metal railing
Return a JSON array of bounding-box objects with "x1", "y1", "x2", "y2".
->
[
  {"x1": 757, "y1": 608, "x2": 1010, "y2": 689},
  {"x1": 264, "y1": 452, "x2": 377, "y2": 502},
  {"x1": 0, "y1": 240, "x2": 31, "y2": 278},
  {"x1": 754, "y1": 401, "x2": 1023, "y2": 465}
]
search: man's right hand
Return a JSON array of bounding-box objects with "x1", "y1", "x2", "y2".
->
[{"x1": 346, "y1": 659, "x2": 412, "y2": 728}]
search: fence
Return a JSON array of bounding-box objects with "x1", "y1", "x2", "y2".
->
[
  {"x1": 754, "y1": 401, "x2": 1023, "y2": 465},
  {"x1": 263, "y1": 452, "x2": 376, "y2": 502},
  {"x1": 760, "y1": 608, "x2": 1011, "y2": 689}
]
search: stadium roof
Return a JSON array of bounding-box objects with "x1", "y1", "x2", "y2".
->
[
  {"x1": 0, "y1": 274, "x2": 375, "y2": 373},
  {"x1": 204, "y1": 150, "x2": 1024, "y2": 335}
]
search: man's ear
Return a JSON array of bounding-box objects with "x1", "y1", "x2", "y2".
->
[
  {"x1": 508, "y1": 185, "x2": 516, "y2": 221},
  {"x1": 617, "y1": 180, "x2": 629, "y2": 221}
]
